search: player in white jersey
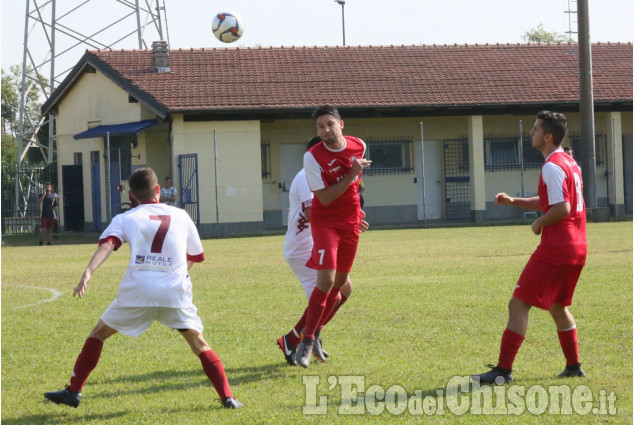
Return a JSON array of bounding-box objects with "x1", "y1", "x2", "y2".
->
[
  {"x1": 44, "y1": 167, "x2": 242, "y2": 409},
  {"x1": 277, "y1": 137, "x2": 367, "y2": 365}
]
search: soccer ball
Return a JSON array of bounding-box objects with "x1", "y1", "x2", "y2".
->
[{"x1": 212, "y1": 12, "x2": 244, "y2": 43}]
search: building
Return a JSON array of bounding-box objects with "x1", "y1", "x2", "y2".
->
[{"x1": 41, "y1": 42, "x2": 633, "y2": 235}]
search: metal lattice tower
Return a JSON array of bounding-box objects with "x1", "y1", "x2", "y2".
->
[
  {"x1": 16, "y1": 0, "x2": 169, "y2": 167},
  {"x1": 564, "y1": 0, "x2": 579, "y2": 44}
]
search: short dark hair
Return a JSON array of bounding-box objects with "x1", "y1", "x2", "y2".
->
[
  {"x1": 129, "y1": 167, "x2": 158, "y2": 202},
  {"x1": 307, "y1": 136, "x2": 322, "y2": 150},
  {"x1": 165, "y1": 176, "x2": 172, "y2": 180},
  {"x1": 312, "y1": 105, "x2": 341, "y2": 121},
  {"x1": 536, "y1": 110, "x2": 568, "y2": 146}
]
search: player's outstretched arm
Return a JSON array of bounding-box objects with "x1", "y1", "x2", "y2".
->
[
  {"x1": 74, "y1": 242, "x2": 115, "y2": 298},
  {"x1": 495, "y1": 193, "x2": 541, "y2": 210}
]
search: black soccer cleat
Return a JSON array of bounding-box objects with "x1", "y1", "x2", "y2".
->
[
  {"x1": 276, "y1": 335, "x2": 297, "y2": 366},
  {"x1": 295, "y1": 338, "x2": 314, "y2": 368},
  {"x1": 222, "y1": 397, "x2": 244, "y2": 409},
  {"x1": 44, "y1": 386, "x2": 81, "y2": 408},
  {"x1": 470, "y1": 364, "x2": 513, "y2": 385},
  {"x1": 558, "y1": 363, "x2": 586, "y2": 378}
]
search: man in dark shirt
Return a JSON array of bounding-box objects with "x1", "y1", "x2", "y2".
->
[{"x1": 38, "y1": 182, "x2": 58, "y2": 245}]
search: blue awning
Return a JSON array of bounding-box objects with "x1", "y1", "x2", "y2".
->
[{"x1": 73, "y1": 119, "x2": 158, "y2": 140}]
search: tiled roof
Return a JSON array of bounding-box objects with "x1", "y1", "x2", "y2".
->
[{"x1": 84, "y1": 43, "x2": 635, "y2": 113}]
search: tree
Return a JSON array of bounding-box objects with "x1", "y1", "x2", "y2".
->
[
  {"x1": 1, "y1": 65, "x2": 48, "y2": 165},
  {"x1": 523, "y1": 24, "x2": 568, "y2": 43}
]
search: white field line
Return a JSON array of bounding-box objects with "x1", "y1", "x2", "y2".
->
[{"x1": 5, "y1": 285, "x2": 63, "y2": 310}]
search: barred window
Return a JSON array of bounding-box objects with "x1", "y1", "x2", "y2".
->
[
  {"x1": 364, "y1": 137, "x2": 413, "y2": 176},
  {"x1": 484, "y1": 135, "x2": 542, "y2": 171},
  {"x1": 568, "y1": 134, "x2": 606, "y2": 166},
  {"x1": 261, "y1": 140, "x2": 271, "y2": 180}
]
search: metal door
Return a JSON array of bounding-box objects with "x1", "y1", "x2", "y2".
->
[
  {"x1": 178, "y1": 154, "x2": 200, "y2": 227},
  {"x1": 62, "y1": 165, "x2": 85, "y2": 231},
  {"x1": 443, "y1": 139, "x2": 471, "y2": 220}
]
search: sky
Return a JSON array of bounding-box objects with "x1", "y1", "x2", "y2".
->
[{"x1": 1, "y1": 0, "x2": 633, "y2": 82}]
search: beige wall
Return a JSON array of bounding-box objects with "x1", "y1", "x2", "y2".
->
[
  {"x1": 53, "y1": 69, "x2": 633, "y2": 229},
  {"x1": 171, "y1": 117, "x2": 262, "y2": 224},
  {"x1": 261, "y1": 116, "x2": 470, "y2": 212},
  {"x1": 54, "y1": 71, "x2": 165, "y2": 226}
]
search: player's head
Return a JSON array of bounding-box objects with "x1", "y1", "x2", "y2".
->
[
  {"x1": 129, "y1": 167, "x2": 159, "y2": 202},
  {"x1": 43, "y1": 182, "x2": 52, "y2": 193},
  {"x1": 312, "y1": 105, "x2": 341, "y2": 122},
  {"x1": 563, "y1": 146, "x2": 574, "y2": 158},
  {"x1": 535, "y1": 110, "x2": 568, "y2": 146},
  {"x1": 307, "y1": 136, "x2": 322, "y2": 151},
  {"x1": 313, "y1": 105, "x2": 344, "y2": 145}
]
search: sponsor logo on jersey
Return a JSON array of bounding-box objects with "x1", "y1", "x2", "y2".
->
[{"x1": 135, "y1": 253, "x2": 173, "y2": 271}]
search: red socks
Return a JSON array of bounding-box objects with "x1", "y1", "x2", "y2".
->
[
  {"x1": 320, "y1": 291, "x2": 346, "y2": 329},
  {"x1": 497, "y1": 328, "x2": 525, "y2": 370},
  {"x1": 303, "y1": 288, "x2": 329, "y2": 340},
  {"x1": 199, "y1": 350, "x2": 232, "y2": 400},
  {"x1": 69, "y1": 337, "x2": 103, "y2": 392},
  {"x1": 557, "y1": 327, "x2": 580, "y2": 366}
]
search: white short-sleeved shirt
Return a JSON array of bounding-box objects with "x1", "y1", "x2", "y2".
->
[
  {"x1": 160, "y1": 186, "x2": 177, "y2": 206},
  {"x1": 99, "y1": 202, "x2": 204, "y2": 308},
  {"x1": 283, "y1": 169, "x2": 314, "y2": 260}
]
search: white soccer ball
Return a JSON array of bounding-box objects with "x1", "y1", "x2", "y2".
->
[{"x1": 212, "y1": 12, "x2": 244, "y2": 43}]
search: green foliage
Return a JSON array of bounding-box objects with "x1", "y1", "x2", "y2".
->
[
  {"x1": 1, "y1": 222, "x2": 632, "y2": 424},
  {"x1": 523, "y1": 23, "x2": 568, "y2": 43},
  {"x1": 1, "y1": 65, "x2": 49, "y2": 166}
]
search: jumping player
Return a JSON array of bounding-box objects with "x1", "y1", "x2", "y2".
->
[
  {"x1": 293, "y1": 105, "x2": 371, "y2": 368},
  {"x1": 471, "y1": 111, "x2": 587, "y2": 383},
  {"x1": 277, "y1": 136, "x2": 368, "y2": 365},
  {"x1": 44, "y1": 167, "x2": 242, "y2": 409}
]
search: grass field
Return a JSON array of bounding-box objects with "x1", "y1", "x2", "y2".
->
[{"x1": 1, "y1": 221, "x2": 632, "y2": 424}]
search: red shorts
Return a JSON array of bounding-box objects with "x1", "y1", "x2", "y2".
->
[
  {"x1": 306, "y1": 225, "x2": 359, "y2": 273},
  {"x1": 513, "y1": 253, "x2": 584, "y2": 310},
  {"x1": 40, "y1": 217, "x2": 56, "y2": 230}
]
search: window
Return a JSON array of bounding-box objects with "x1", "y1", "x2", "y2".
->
[
  {"x1": 484, "y1": 135, "x2": 542, "y2": 171},
  {"x1": 261, "y1": 141, "x2": 271, "y2": 180},
  {"x1": 364, "y1": 137, "x2": 413, "y2": 176},
  {"x1": 73, "y1": 152, "x2": 83, "y2": 165},
  {"x1": 108, "y1": 134, "x2": 134, "y2": 180},
  {"x1": 485, "y1": 139, "x2": 517, "y2": 169},
  {"x1": 568, "y1": 134, "x2": 606, "y2": 166}
]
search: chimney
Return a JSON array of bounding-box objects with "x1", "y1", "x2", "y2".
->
[{"x1": 151, "y1": 40, "x2": 170, "y2": 73}]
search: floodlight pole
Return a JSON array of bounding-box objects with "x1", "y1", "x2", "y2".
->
[{"x1": 334, "y1": 0, "x2": 346, "y2": 46}]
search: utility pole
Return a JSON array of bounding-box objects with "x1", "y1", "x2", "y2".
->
[{"x1": 577, "y1": 0, "x2": 597, "y2": 208}]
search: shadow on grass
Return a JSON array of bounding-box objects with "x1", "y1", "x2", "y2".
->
[
  {"x1": 2, "y1": 410, "x2": 128, "y2": 425},
  {"x1": 90, "y1": 363, "x2": 288, "y2": 398}
]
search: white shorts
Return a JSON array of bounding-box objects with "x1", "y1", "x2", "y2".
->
[
  {"x1": 101, "y1": 299, "x2": 204, "y2": 337},
  {"x1": 286, "y1": 257, "x2": 318, "y2": 299}
]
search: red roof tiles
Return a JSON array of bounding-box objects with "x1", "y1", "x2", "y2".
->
[{"x1": 88, "y1": 43, "x2": 632, "y2": 113}]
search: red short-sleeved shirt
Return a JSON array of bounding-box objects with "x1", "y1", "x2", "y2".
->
[
  {"x1": 534, "y1": 150, "x2": 587, "y2": 265},
  {"x1": 303, "y1": 136, "x2": 366, "y2": 229}
]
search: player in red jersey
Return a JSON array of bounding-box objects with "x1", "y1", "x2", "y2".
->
[
  {"x1": 44, "y1": 168, "x2": 242, "y2": 409},
  {"x1": 294, "y1": 105, "x2": 371, "y2": 368},
  {"x1": 472, "y1": 111, "x2": 587, "y2": 384}
]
